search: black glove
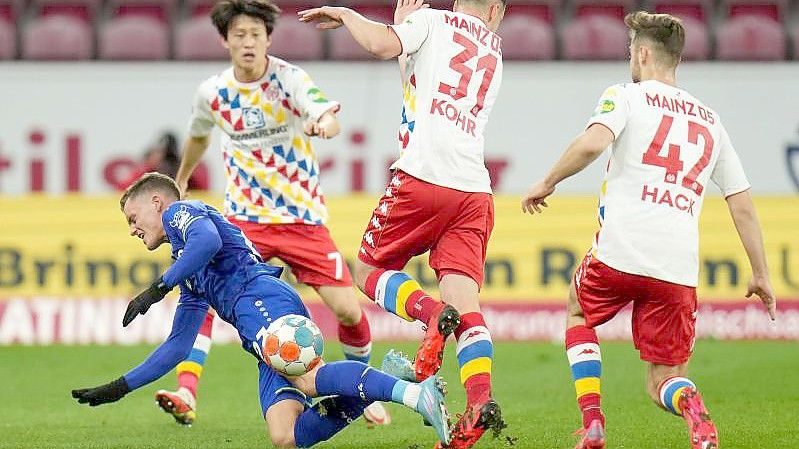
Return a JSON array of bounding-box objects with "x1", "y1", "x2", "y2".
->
[
  {"x1": 71, "y1": 377, "x2": 130, "y2": 407},
  {"x1": 123, "y1": 278, "x2": 171, "y2": 327}
]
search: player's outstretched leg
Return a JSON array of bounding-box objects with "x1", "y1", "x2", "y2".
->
[
  {"x1": 659, "y1": 377, "x2": 718, "y2": 449},
  {"x1": 566, "y1": 325, "x2": 605, "y2": 449},
  {"x1": 313, "y1": 361, "x2": 451, "y2": 445},
  {"x1": 437, "y1": 312, "x2": 504, "y2": 449},
  {"x1": 156, "y1": 310, "x2": 214, "y2": 425},
  {"x1": 292, "y1": 394, "x2": 371, "y2": 448},
  {"x1": 361, "y1": 268, "x2": 460, "y2": 381}
]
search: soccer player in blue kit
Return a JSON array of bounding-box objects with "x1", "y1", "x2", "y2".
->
[{"x1": 70, "y1": 173, "x2": 451, "y2": 448}]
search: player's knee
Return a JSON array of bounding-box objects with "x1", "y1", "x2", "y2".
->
[{"x1": 269, "y1": 428, "x2": 297, "y2": 448}]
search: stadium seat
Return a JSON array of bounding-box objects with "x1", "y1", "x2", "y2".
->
[
  {"x1": 0, "y1": 2, "x2": 14, "y2": 23},
  {"x1": 571, "y1": 0, "x2": 636, "y2": 20},
  {"x1": 679, "y1": 15, "x2": 710, "y2": 60},
  {"x1": 0, "y1": 19, "x2": 14, "y2": 59},
  {"x1": 270, "y1": 12, "x2": 324, "y2": 60},
  {"x1": 716, "y1": 15, "x2": 786, "y2": 60},
  {"x1": 792, "y1": 23, "x2": 799, "y2": 60},
  {"x1": 721, "y1": 0, "x2": 786, "y2": 21},
  {"x1": 108, "y1": 0, "x2": 177, "y2": 22},
  {"x1": 506, "y1": 1, "x2": 560, "y2": 24},
  {"x1": 35, "y1": 0, "x2": 97, "y2": 23},
  {"x1": 651, "y1": 0, "x2": 710, "y2": 23},
  {"x1": 499, "y1": 14, "x2": 555, "y2": 60},
  {"x1": 560, "y1": 15, "x2": 629, "y2": 60},
  {"x1": 100, "y1": 16, "x2": 170, "y2": 60},
  {"x1": 175, "y1": 16, "x2": 227, "y2": 60},
  {"x1": 22, "y1": 15, "x2": 93, "y2": 59}
]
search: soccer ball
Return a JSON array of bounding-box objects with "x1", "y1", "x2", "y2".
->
[{"x1": 263, "y1": 314, "x2": 324, "y2": 376}]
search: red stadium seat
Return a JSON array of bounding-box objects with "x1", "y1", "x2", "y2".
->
[
  {"x1": 506, "y1": 2, "x2": 559, "y2": 24},
  {"x1": 560, "y1": 15, "x2": 629, "y2": 60},
  {"x1": 0, "y1": 2, "x2": 14, "y2": 23},
  {"x1": 270, "y1": 12, "x2": 324, "y2": 60},
  {"x1": 679, "y1": 15, "x2": 709, "y2": 60},
  {"x1": 499, "y1": 14, "x2": 555, "y2": 60},
  {"x1": 22, "y1": 15, "x2": 93, "y2": 59},
  {"x1": 175, "y1": 16, "x2": 227, "y2": 60},
  {"x1": 0, "y1": 19, "x2": 14, "y2": 59},
  {"x1": 721, "y1": 0, "x2": 787, "y2": 21},
  {"x1": 571, "y1": 0, "x2": 636, "y2": 20},
  {"x1": 716, "y1": 15, "x2": 786, "y2": 60},
  {"x1": 108, "y1": 0, "x2": 177, "y2": 22},
  {"x1": 792, "y1": 23, "x2": 799, "y2": 60},
  {"x1": 100, "y1": 16, "x2": 170, "y2": 60},
  {"x1": 652, "y1": 0, "x2": 710, "y2": 23}
]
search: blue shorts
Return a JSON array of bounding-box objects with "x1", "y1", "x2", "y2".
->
[{"x1": 233, "y1": 274, "x2": 312, "y2": 415}]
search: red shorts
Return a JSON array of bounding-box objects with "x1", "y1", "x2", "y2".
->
[
  {"x1": 357, "y1": 171, "x2": 494, "y2": 288},
  {"x1": 574, "y1": 253, "x2": 697, "y2": 365},
  {"x1": 229, "y1": 219, "x2": 353, "y2": 288}
]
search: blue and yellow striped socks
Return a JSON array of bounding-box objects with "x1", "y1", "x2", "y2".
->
[
  {"x1": 363, "y1": 269, "x2": 439, "y2": 323},
  {"x1": 454, "y1": 312, "x2": 493, "y2": 404},
  {"x1": 566, "y1": 325, "x2": 604, "y2": 428},
  {"x1": 659, "y1": 377, "x2": 697, "y2": 415},
  {"x1": 176, "y1": 311, "x2": 214, "y2": 398}
]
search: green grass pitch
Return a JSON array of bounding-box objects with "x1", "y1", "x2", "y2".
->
[{"x1": 1, "y1": 341, "x2": 795, "y2": 448}]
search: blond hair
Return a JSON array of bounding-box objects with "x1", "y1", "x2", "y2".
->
[
  {"x1": 120, "y1": 172, "x2": 180, "y2": 210},
  {"x1": 624, "y1": 11, "x2": 685, "y2": 65}
]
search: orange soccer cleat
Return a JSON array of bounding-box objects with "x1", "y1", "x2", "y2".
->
[
  {"x1": 679, "y1": 387, "x2": 718, "y2": 449},
  {"x1": 414, "y1": 303, "x2": 460, "y2": 382},
  {"x1": 573, "y1": 419, "x2": 605, "y2": 449}
]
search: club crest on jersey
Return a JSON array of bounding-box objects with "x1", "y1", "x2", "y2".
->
[
  {"x1": 169, "y1": 206, "x2": 193, "y2": 231},
  {"x1": 243, "y1": 107, "x2": 266, "y2": 129}
]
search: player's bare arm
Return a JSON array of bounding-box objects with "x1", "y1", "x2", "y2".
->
[
  {"x1": 298, "y1": 7, "x2": 402, "y2": 60},
  {"x1": 725, "y1": 190, "x2": 777, "y2": 320},
  {"x1": 521, "y1": 123, "x2": 614, "y2": 215},
  {"x1": 175, "y1": 135, "x2": 211, "y2": 197},
  {"x1": 304, "y1": 109, "x2": 340, "y2": 139}
]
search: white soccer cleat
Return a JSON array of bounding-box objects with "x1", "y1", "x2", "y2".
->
[
  {"x1": 363, "y1": 401, "x2": 392, "y2": 427},
  {"x1": 155, "y1": 387, "x2": 197, "y2": 426}
]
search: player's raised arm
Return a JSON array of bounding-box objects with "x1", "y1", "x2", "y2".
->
[
  {"x1": 298, "y1": 6, "x2": 402, "y2": 59},
  {"x1": 725, "y1": 190, "x2": 777, "y2": 320},
  {"x1": 521, "y1": 124, "x2": 614, "y2": 215},
  {"x1": 175, "y1": 136, "x2": 210, "y2": 197}
]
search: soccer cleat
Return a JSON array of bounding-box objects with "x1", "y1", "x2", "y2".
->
[
  {"x1": 363, "y1": 401, "x2": 392, "y2": 427},
  {"x1": 381, "y1": 349, "x2": 416, "y2": 382},
  {"x1": 155, "y1": 388, "x2": 196, "y2": 426},
  {"x1": 435, "y1": 398, "x2": 504, "y2": 449},
  {"x1": 678, "y1": 387, "x2": 719, "y2": 449},
  {"x1": 415, "y1": 376, "x2": 452, "y2": 446},
  {"x1": 415, "y1": 303, "x2": 460, "y2": 382},
  {"x1": 573, "y1": 419, "x2": 606, "y2": 449}
]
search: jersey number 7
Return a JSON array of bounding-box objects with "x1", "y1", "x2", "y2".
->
[
  {"x1": 438, "y1": 31, "x2": 497, "y2": 117},
  {"x1": 642, "y1": 114, "x2": 714, "y2": 195}
]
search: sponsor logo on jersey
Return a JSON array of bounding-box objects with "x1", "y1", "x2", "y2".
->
[
  {"x1": 243, "y1": 108, "x2": 266, "y2": 129},
  {"x1": 593, "y1": 99, "x2": 615, "y2": 116}
]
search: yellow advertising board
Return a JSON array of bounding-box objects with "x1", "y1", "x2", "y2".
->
[{"x1": 0, "y1": 194, "x2": 797, "y2": 302}]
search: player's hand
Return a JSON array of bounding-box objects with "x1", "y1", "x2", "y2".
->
[
  {"x1": 71, "y1": 377, "x2": 130, "y2": 407},
  {"x1": 298, "y1": 6, "x2": 350, "y2": 30},
  {"x1": 521, "y1": 180, "x2": 554, "y2": 215},
  {"x1": 123, "y1": 278, "x2": 171, "y2": 327},
  {"x1": 746, "y1": 276, "x2": 777, "y2": 321},
  {"x1": 394, "y1": 0, "x2": 428, "y2": 24},
  {"x1": 305, "y1": 111, "x2": 340, "y2": 139}
]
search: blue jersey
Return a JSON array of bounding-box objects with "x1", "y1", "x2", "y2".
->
[
  {"x1": 123, "y1": 200, "x2": 308, "y2": 392},
  {"x1": 160, "y1": 200, "x2": 282, "y2": 322}
]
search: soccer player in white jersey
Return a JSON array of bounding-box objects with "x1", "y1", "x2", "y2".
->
[
  {"x1": 521, "y1": 11, "x2": 777, "y2": 449},
  {"x1": 299, "y1": 1, "x2": 506, "y2": 447},
  {"x1": 155, "y1": 0, "x2": 389, "y2": 427}
]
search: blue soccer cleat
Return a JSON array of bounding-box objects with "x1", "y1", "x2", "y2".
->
[
  {"x1": 381, "y1": 349, "x2": 416, "y2": 382},
  {"x1": 416, "y1": 376, "x2": 452, "y2": 446}
]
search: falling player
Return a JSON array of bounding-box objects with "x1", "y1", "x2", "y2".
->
[
  {"x1": 299, "y1": 0, "x2": 507, "y2": 447},
  {"x1": 71, "y1": 173, "x2": 451, "y2": 448},
  {"x1": 521, "y1": 11, "x2": 777, "y2": 449},
  {"x1": 160, "y1": 0, "x2": 388, "y2": 426}
]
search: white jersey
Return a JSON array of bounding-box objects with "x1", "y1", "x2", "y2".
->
[
  {"x1": 187, "y1": 57, "x2": 339, "y2": 225},
  {"x1": 389, "y1": 9, "x2": 503, "y2": 193},
  {"x1": 587, "y1": 80, "x2": 750, "y2": 287}
]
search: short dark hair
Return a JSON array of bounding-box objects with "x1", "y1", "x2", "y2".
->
[
  {"x1": 120, "y1": 172, "x2": 181, "y2": 211},
  {"x1": 211, "y1": 0, "x2": 281, "y2": 38},
  {"x1": 624, "y1": 11, "x2": 685, "y2": 65}
]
